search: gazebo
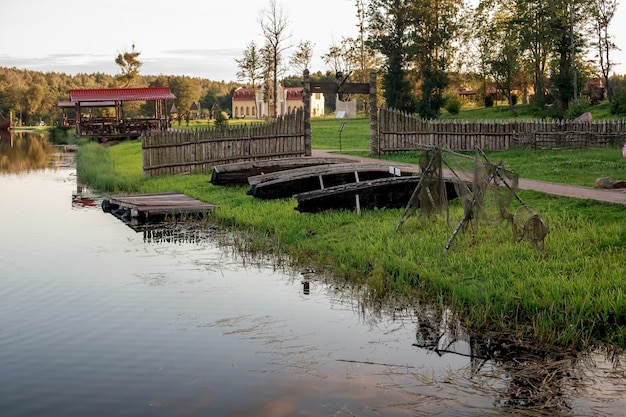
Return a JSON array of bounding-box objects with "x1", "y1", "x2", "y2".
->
[{"x1": 58, "y1": 87, "x2": 176, "y2": 140}]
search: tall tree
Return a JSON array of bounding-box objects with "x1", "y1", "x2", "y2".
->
[
  {"x1": 169, "y1": 76, "x2": 200, "y2": 125},
  {"x1": 115, "y1": 43, "x2": 142, "y2": 88},
  {"x1": 259, "y1": 0, "x2": 291, "y2": 117},
  {"x1": 236, "y1": 41, "x2": 264, "y2": 88},
  {"x1": 547, "y1": 0, "x2": 591, "y2": 116},
  {"x1": 412, "y1": 0, "x2": 462, "y2": 119},
  {"x1": 590, "y1": 0, "x2": 619, "y2": 98},
  {"x1": 236, "y1": 41, "x2": 264, "y2": 118},
  {"x1": 354, "y1": 0, "x2": 368, "y2": 83},
  {"x1": 477, "y1": 0, "x2": 524, "y2": 116},
  {"x1": 514, "y1": 0, "x2": 553, "y2": 106},
  {"x1": 366, "y1": 0, "x2": 416, "y2": 112}
]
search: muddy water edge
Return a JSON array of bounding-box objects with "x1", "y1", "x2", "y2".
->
[{"x1": 1, "y1": 130, "x2": 626, "y2": 417}]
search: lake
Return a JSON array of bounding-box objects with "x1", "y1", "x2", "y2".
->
[{"x1": 1, "y1": 131, "x2": 626, "y2": 416}]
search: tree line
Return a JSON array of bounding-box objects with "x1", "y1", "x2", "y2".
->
[
  {"x1": 0, "y1": 67, "x2": 240, "y2": 127},
  {"x1": 237, "y1": 0, "x2": 624, "y2": 120}
]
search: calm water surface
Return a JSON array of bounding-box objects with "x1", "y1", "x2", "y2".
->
[{"x1": 1, "y1": 132, "x2": 626, "y2": 416}]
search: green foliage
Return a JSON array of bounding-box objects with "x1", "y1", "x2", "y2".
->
[
  {"x1": 114, "y1": 44, "x2": 142, "y2": 87},
  {"x1": 610, "y1": 90, "x2": 626, "y2": 115},
  {"x1": 76, "y1": 140, "x2": 143, "y2": 192},
  {"x1": 484, "y1": 95, "x2": 494, "y2": 107},
  {"x1": 444, "y1": 95, "x2": 461, "y2": 115},
  {"x1": 0, "y1": 66, "x2": 240, "y2": 127},
  {"x1": 567, "y1": 95, "x2": 592, "y2": 120},
  {"x1": 214, "y1": 111, "x2": 229, "y2": 129},
  {"x1": 417, "y1": 66, "x2": 448, "y2": 119}
]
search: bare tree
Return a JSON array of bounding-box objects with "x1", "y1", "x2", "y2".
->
[
  {"x1": 259, "y1": 0, "x2": 291, "y2": 117},
  {"x1": 115, "y1": 43, "x2": 142, "y2": 88}
]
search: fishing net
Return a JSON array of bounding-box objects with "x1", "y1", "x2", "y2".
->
[
  {"x1": 513, "y1": 205, "x2": 550, "y2": 250},
  {"x1": 396, "y1": 146, "x2": 549, "y2": 252}
]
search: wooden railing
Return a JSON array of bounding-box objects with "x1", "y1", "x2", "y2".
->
[
  {"x1": 377, "y1": 108, "x2": 626, "y2": 153},
  {"x1": 142, "y1": 109, "x2": 306, "y2": 176},
  {"x1": 71, "y1": 117, "x2": 170, "y2": 139}
]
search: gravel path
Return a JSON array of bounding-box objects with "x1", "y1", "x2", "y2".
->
[{"x1": 311, "y1": 149, "x2": 626, "y2": 206}]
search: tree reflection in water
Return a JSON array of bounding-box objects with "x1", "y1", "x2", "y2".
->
[
  {"x1": 0, "y1": 130, "x2": 59, "y2": 173},
  {"x1": 412, "y1": 305, "x2": 605, "y2": 416}
]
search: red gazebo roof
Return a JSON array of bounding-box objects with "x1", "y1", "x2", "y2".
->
[{"x1": 69, "y1": 87, "x2": 176, "y2": 102}]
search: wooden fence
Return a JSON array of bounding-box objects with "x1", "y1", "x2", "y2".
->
[
  {"x1": 142, "y1": 109, "x2": 307, "y2": 176},
  {"x1": 377, "y1": 108, "x2": 626, "y2": 154}
]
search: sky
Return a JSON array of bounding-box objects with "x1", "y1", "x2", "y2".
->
[{"x1": 3, "y1": 0, "x2": 626, "y2": 83}]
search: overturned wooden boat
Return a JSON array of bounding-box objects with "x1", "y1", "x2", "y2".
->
[
  {"x1": 247, "y1": 162, "x2": 416, "y2": 199},
  {"x1": 210, "y1": 156, "x2": 357, "y2": 186},
  {"x1": 294, "y1": 176, "x2": 464, "y2": 213}
]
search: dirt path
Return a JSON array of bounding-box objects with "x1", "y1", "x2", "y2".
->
[{"x1": 312, "y1": 149, "x2": 626, "y2": 206}]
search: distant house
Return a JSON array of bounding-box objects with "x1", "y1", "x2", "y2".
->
[{"x1": 232, "y1": 86, "x2": 325, "y2": 119}]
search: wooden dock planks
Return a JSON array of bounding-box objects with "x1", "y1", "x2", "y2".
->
[{"x1": 105, "y1": 192, "x2": 217, "y2": 218}]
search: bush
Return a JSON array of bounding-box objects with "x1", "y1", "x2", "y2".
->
[
  {"x1": 610, "y1": 90, "x2": 626, "y2": 115},
  {"x1": 484, "y1": 95, "x2": 494, "y2": 107},
  {"x1": 567, "y1": 95, "x2": 592, "y2": 120},
  {"x1": 214, "y1": 111, "x2": 229, "y2": 129},
  {"x1": 445, "y1": 96, "x2": 461, "y2": 115}
]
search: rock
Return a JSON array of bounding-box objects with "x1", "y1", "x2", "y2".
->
[
  {"x1": 574, "y1": 112, "x2": 592, "y2": 123},
  {"x1": 595, "y1": 177, "x2": 614, "y2": 189},
  {"x1": 613, "y1": 180, "x2": 626, "y2": 189}
]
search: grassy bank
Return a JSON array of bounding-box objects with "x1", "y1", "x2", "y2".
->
[{"x1": 76, "y1": 121, "x2": 626, "y2": 349}]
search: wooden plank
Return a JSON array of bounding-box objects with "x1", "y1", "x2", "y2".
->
[
  {"x1": 106, "y1": 192, "x2": 217, "y2": 217},
  {"x1": 210, "y1": 156, "x2": 358, "y2": 186}
]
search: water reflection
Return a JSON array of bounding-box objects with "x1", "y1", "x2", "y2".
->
[
  {"x1": 0, "y1": 129, "x2": 70, "y2": 173},
  {"x1": 410, "y1": 305, "x2": 626, "y2": 416},
  {"x1": 4, "y1": 132, "x2": 626, "y2": 416}
]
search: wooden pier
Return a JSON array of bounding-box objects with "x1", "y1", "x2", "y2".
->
[{"x1": 103, "y1": 192, "x2": 217, "y2": 222}]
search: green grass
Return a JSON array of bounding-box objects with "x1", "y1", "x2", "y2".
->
[
  {"x1": 75, "y1": 117, "x2": 626, "y2": 349},
  {"x1": 309, "y1": 116, "x2": 371, "y2": 150},
  {"x1": 440, "y1": 101, "x2": 619, "y2": 121},
  {"x1": 372, "y1": 148, "x2": 626, "y2": 187}
]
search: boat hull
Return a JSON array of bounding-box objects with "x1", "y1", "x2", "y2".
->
[
  {"x1": 210, "y1": 156, "x2": 357, "y2": 186},
  {"x1": 247, "y1": 163, "x2": 416, "y2": 199},
  {"x1": 294, "y1": 176, "x2": 464, "y2": 213}
]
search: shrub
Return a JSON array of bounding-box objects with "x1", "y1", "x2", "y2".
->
[
  {"x1": 610, "y1": 90, "x2": 626, "y2": 115},
  {"x1": 484, "y1": 95, "x2": 494, "y2": 107},
  {"x1": 445, "y1": 96, "x2": 462, "y2": 115},
  {"x1": 214, "y1": 111, "x2": 229, "y2": 129},
  {"x1": 567, "y1": 95, "x2": 592, "y2": 120}
]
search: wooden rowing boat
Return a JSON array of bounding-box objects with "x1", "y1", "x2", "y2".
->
[
  {"x1": 210, "y1": 156, "x2": 357, "y2": 186},
  {"x1": 294, "y1": 176, "x2": 464, "y2": 213},
  {"x1": 247, "y1": 162, "x2": 416, "y2": 199}
]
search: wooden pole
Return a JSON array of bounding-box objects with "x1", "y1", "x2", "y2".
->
[
  {"x1": 303, "y1": 69, "x2": 312, "y2": 156},
  {"x1": 369, "y1": 70, "x2": 378, "y2": 156}
]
